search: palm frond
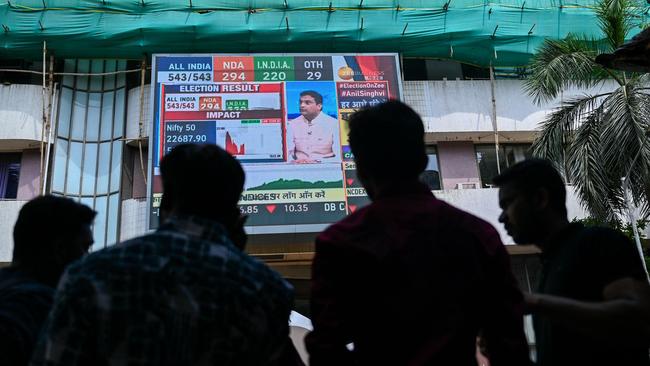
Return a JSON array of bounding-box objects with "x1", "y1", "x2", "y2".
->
[
  {"x1": 624, "y1": 90, "x2": 650, "y2": 209},
  {"x1": 625, "y1": 73, "x2": 650, "y2": 89},
  {"x1": 524, "y1": 36, "x2": 606, "y2": 104},
  {"x1": 600, "y1": 85, "x2": 648, "y2": 178},
  {"x1": 595, "y1": 86, "x2": 650, "y2": 219},
  {"x1": 639, "y1": 184, "x2": 650, "y2": 219},
  {"x1": 566, "y1": 107, "x2": 621, "y2": 221},
  {"x1": 529, "y1": 0, "x2": 650, "y2": 221},
  {"x1": 532, "y1": 93, "x2": 610, "y2": 167},
  {"x1": 596, "y1": 0, "x2": 634, "y2": 50},
  {"x1": 632, "y1": 141, "x2": 650, "y2": 214}
]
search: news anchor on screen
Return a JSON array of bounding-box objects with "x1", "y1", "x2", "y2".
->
[{"x1": 287, "y1": 90, "x2": 341, "y2": 164}]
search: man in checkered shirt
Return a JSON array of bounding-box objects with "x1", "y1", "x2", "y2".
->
[{"x1": 31, "y1": 144, "x2": 300, "y2": 366}]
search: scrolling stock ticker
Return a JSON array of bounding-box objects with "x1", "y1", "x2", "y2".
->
[{"x1": 149, "y1": 54, "x2": 402, "y2": 233}]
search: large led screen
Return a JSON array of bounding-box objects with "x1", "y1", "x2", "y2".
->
[{"x1": 148, "y1": 53, "x2": 403, "y2": 234}]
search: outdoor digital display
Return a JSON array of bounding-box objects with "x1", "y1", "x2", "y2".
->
[{"x1": 148, "y1": 53, "x2": 403, "y2": 234}]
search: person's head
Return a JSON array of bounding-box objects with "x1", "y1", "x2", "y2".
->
[
  {"x1": 12, "y1": 195, "x2": 96, "y2": 286},
  {"x1": 160, "y1": 143, "x2": 245, "y2": 232},
  {"x1": 348, "y1": 100, "x2": 427, "y2": 198},
  {"x1": 299, "y1": 90, "x2": 323, "y2": 121},
  {"x1": 493, "y1": 159, "x2": 568, "y2": 245}
]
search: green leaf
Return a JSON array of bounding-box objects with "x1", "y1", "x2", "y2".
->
[
  {"x1": 566, "y1": 106, "x2": 621, "y2": 221},
  {"x1": 524, "y1": 36, "x2": 608, "y2": 104},
  {"x1": 529, "y1": 0, "x2": 650, "y2": 222},
  {"x1": 596, "y1": 0, "x2": 634, "y2": 49},
  {"x1": 532, "y1": 93, "x2": 610, "y2": 169}
]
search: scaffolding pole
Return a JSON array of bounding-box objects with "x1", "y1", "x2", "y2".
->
[
  {"x1": 39, "y1": 41, "x2": 47, "y2": 194},
  {"x1": 138, "y1": 57, "x2": 148, "y2": 186},
  {"x1": 42, "y1": 55, "x2": 55, "y2": 195},
  {"x1": 489, "y1": 64, "x2": 501, "y2": 174}
]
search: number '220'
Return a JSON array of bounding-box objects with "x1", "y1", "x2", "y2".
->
[{"x1": 262, "y1": 71, "x2": 286, "y2": 80}]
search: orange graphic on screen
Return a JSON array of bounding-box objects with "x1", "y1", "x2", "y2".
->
[
  {"x1": 213, "y1": 56, "x2": 254, "y2": 82},
  {"x1": 199, "y1": 96, "x2": 221, "y2": 111},
  {"x1": 225, "y1": 131, "x2": 246, "y2": 155}
]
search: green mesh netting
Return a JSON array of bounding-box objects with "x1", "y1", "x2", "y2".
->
[{"x1": 1, "y1": 0, "x2": 647, "y2": 66}]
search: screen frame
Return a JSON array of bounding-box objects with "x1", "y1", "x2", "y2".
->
[{"x1": 146, "y1": 52, "x2": 404, "y2": 234}]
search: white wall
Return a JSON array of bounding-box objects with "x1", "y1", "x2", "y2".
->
[
  {"x1": 125, "y1": 80, "x2": 621, "y2": 142},
  {"x1": 115, "y1": 186, "x2": 588, "y2": 246},
  {"x1": 437, "y1": 186, "x2": 589, "y2": 244},
  {"x1": 0, "y1": 84, "x2": 45, "y2": 149},
  {"x1": 404, "y1": 80, "x2": 620, "y2": 134},
  {"x1": 0, "y1": 200, "x2": 27, "y2": 262},
  {"x1": 120, "y1": 198, "x2": 148, "y2": 242},
  {"x1": 118, "y1": 81, "x2": 599, "y2": 244},
  {"x1": 125, "y1": 85, "x2": 151, "y2": 142},
  {"x1": 0, "y1": 187, "x2": 592, "y2": 262}
]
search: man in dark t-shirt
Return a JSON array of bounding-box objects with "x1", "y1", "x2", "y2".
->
[
  {"x1": 494, "y1": 159, "x2": 650, "y2": 366},
  {"x1": 306, "y1": 101, "x2": 532, "y2": 366}
]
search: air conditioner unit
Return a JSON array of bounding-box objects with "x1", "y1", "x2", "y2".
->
[{"x1": 456, "y1": 182, "x2": 479, "y2": 189}]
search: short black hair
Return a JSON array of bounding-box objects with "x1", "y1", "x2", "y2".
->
[
  {"x1": 299, "y1": 90, "x2": 323, "y2": 105},
  {"x1": 13, "y1": 195, "x2": 96, "y2": 266},
  {"x1": 348, "y1": 100, "x2": 427, "y2": 182},
  {"x1": 160, "y1": 144, "x2": 245, "y2": 222},
  {"x1": 493, "y1": 159, "x2": 567, "y2": 217}
]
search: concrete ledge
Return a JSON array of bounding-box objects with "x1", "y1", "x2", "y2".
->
[
  {"x1": 0, "y1": 85, "x2": 45, "y2": 148},
  {"x1": 257, "y1": 246, "x2": 540, "y2": 280}
]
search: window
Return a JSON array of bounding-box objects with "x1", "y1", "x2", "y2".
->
[
  {"x1": 476, "y1": 144, "x2": 531, "y2": 187},
  {"x1": 402, "y1": 59, "x2": 490, "y2": 81},
  {"x1": 51, "y1": 59, "x2": 127, "y2": 250},
  {"x1": 0, "y1": 59, "x2": 43, "y2": 85},
  {"x1": 420, "y1": 146, "x2": 441, "y2": 190},
  {"x1": 0, "y1": 153, "x2": 21, "y2": 199}
]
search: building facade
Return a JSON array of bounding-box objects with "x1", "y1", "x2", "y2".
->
[
  {"x1": 4, "y1": 2, "x2": 648, "y2": 357},
  {"x1": 0, "y1": 62, "x2": 606, "y2": 260}
]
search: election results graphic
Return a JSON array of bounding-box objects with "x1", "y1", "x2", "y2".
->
[{"x1": 148, "y1": 54, "x2": 402, "y2": 233}]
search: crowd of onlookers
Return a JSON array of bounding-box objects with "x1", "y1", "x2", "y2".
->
[{"x1": 0, "y1": 100, "x2": 649, "y2": 366}]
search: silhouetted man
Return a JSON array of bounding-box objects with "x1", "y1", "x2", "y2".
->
[
  {"x1": 0, "y1": 195, "x2": 95, "y2": 366},
  {"x1": 494, "y1": 159, "x2": 650, "y2": 366},
  {"x1": 306, "y1": 101, "x2": 531, "y2": 366},
  {"x1": 31, "y1": 144, "x2": 299, "y2": 366}
]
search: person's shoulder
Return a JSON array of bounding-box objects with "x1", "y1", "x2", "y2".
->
[
  {"x1": 66, "y1": 232, "x2": 161, "y2": 276},
  {"x1": 0, "y1": 268, "x2": 53, "y2": 300},
  {"x1": 288, "y1": 115, "x2": 303, "y2": 124},
  {"x1": 435, "y1": 199, "x2": 503, "y2": 248},
  {"x1": 230, "y1": 251, "x2": 294, "y2": 299},
  {"x1": 577, "y1": 225, "x2": 640, "y2": 256},
  {"x1": 0, "y1": 268, "x2": 26, "y2": 287},
  {"x1": 580, "y1": 225, "x2": 629, "y2": 242},
  {"x1": 322, "y1": 112, "x2": 338, "y2": 122},
  {"x1": 317, "y1": 203, "x2": 373, "y2": 247},
  {"x1": 574, "y1": 225, "x2": 648, "y2": 281},
  {"x1": 437, "y1": 199, "x2": 498, "y2": 231}
]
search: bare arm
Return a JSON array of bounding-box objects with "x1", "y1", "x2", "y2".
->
[{"x1": 526, "y1": 278, "x2": 650, "y2": 347}]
